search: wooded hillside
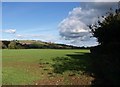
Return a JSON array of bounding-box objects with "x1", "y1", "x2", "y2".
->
[{"x1": 0, "y1": 40, "x2": 89, "y2": 49}]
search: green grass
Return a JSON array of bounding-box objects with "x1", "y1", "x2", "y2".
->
[
  {"x1": 2, "y1": 49, "x2": 93, "y2": 85},
  {"x1": 0, "y1": 49, "x2": 2, "y2": 85}
]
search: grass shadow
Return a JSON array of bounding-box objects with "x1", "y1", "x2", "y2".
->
[
  {"x1": 52, "y1": 52, "x2": 93, "y2": 76},
  {"x1": 52, "y1": 52, "x2": 108, "y2": 86}
]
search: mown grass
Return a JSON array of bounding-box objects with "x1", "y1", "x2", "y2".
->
[{"x1": 2, "y1": 49, "x2": 93, "y2": 85}]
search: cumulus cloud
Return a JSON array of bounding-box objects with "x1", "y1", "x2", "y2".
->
[
  {"x1": 58, "y1": 2, "x2": 118, "y2": 46},
  {"x1": 58, "y1": 7, "x2": 98, "y2": 40},
  {"x1": 4, "y1": 29, "x2": 16, "y2": 34}
]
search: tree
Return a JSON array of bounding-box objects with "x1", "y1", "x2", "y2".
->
[
  {"x1": 89, "y1": 7, "x2": 120, "y2": 85},
  {"x1": 89, "y1": 8, "x2": 120, "y2": 45},
  {"x1": 8, "y1": 41, "x2": 17, "y2": 49},
  {"x1": 2, "y1": 43, "x2": 7, "y2": 49}
]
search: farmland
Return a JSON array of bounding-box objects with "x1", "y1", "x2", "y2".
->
[{"x1": 2, "y1": 49, "x2": 94, "y2": 85}]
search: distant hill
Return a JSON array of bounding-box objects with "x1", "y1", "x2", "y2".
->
[{"x1": 0, "y1": 40, "x2": 90, "y2": 49}]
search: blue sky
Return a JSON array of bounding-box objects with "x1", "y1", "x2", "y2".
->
[
  {"x1": 2, "y1": 2, "x2": 118, "y2": 46},
  {"x1": 2, "y1": 2, "x2": 80, "y2": 41}
]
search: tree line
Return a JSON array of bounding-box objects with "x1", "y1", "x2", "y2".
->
[
  {"x1": 1, "y1": 40, "x2": 90, "y2": 49},
  {"x1": 89, "y1": 7, "x2": 120, "y2": 85}
]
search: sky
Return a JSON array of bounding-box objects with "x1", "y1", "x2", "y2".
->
[{"x1": 2, "y1": 2, "x2": 119, "y2": 47}]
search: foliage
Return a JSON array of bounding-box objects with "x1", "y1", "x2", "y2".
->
[
  {"x1": 8, "y1": 40, "x2": 17, "y2": 49},
  {"x1": 2, "y1": 40, "x2": 84, "y2": 49},
  {"x1": 89, "y1": 8, "x2": 120, "y2": 45},
  {"x1": 2, "y1": 43, "x2": 7, "y2": 49},
  {"x1": 90, "y1": 8, "x2": 120, "y2": 85}
]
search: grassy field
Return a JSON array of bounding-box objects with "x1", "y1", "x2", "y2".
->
[{"x1": 2, "y1": 49, "x2": 94, "y2": 85}]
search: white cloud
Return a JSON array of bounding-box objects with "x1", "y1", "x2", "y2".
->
[
  {"x1": 16, "y1": 34, "x2": 24, "y2": 38},
  {"x1": 16, "y1": 34, "x2": 43, "y2": 39},
  {"x1": 58, "y1": 2, "x2": 118, "y2": 46},
  {"x1": 58, "y1": 7, "x2": 99, "y2": 41},
  {"x1": 4, "y1": 29, "x2": 16, "y2": 34},
  {"x1": 15, "y1": 33, "x2": 59, "y2": 42}
]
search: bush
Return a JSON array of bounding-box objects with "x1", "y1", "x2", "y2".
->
[
  {"x1": 90, "y1": 8, "x2": 120, "y2": 85},
  {"x1": 8, "y1": 41, "x2": 17, "y2": 49}
]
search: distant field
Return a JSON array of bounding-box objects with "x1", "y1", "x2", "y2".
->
[{"x1": 2, "y1": 49, "x2": 94, "y2": 85}]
